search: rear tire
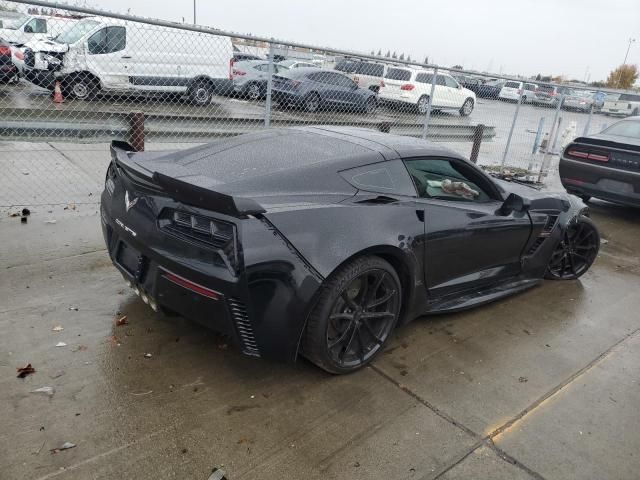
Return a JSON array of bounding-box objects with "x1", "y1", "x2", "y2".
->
[
  {"x1": 302, "y1": 256, "x2": 402, "y2": 374},
  {"x1": 244, "y1": 82, "x2": 262, "y2": 101},
  {"x1": 303, "y1": 92, "x2": 321, "y2": 112},
  {"x1": 460, "y1": 98, "x2": 474, "y2": 116},
  {"x1": 417, "y1": 95, "x2": 430, "y2": 115},
  {"x1": 364, "y1": 96, "x2": 377, "y2": 114},
  {"x1": 188, "y1": 80, "x2": 213, "y2": 106},
  {"x1": 545, "y1": 216, "x2": 599, "y2": 280}
]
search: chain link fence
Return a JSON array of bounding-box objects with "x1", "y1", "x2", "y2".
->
[{"x1": 0, "y1": 0, "x2": 632, "y2": 209}]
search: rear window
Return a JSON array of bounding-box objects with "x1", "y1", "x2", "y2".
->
[
  {"x1": 416, "y1": 72, "x2": 435, "y2": 84},
  {"x1": 504, "y1": 81, "x2": 521, "y2": 88},
  {"x1": 619, "y1": 94, "x2": 640, "y2": 102},
  {"x1": 335, "y1": 60, "x2": 358, "y2": 73},
  {"x1": 601, "y1": 120, "x2": 640, "y2": 138},
  {"x1": 357, "y1": 62, "x2": 384, "y2": 77},
  {"x1": 537, "y1": 85, "x2": 555, "y2": 93},
  {"x1": 385, "y1": 68, "x2": 412, "y2": 81}
]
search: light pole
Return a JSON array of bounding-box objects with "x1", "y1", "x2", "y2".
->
[
  {"x1": 193, "y1": 0, "x2": 197, "y2": 24},
  {"x1": 623, "y1": 38, "x2": 636, "y2": 65}
]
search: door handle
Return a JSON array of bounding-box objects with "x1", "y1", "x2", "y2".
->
[{"x1": 121, "y1": 55, "x2": 132, "y2": 59}]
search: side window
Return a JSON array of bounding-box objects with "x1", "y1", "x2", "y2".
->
[
  {"x1": 87, "y1": 26, "x2": 126, "y2": 55},
  {"x1": 358, "y1": 62, "x2": 384, "y2": 77},
  {"x1": 404, "y1": 158, "x2": 495, "y2": 203},
  {"x1": 25, "y1": 18, "x2": 47, "y2": 33},
  {"x1": 333, "y1": 73, "x2": 356, "y2": 88},
  {"x1": 308, "y1": 71, "x2": 331, "y2": 84},
  {"x1": 444, "y1": 76, "x2": 459, "y2": 88},
  {"x1": 435, "y1": 75, "x2": 446, "y2": 86},
  {"x1": 416, "y1": 73, "x2": 434, "y2": 84}
]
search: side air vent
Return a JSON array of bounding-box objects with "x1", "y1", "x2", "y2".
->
[
  {"x1": 527, "y1": 214, "x2": 559, "y2": 256},
  {"x1": 228, "y1": 298, "x2": 260, "y2": 357}
]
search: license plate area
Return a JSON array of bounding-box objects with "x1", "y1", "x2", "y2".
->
[{"x1": 116, "y1": 241, "x2": 143, "y2": 278}]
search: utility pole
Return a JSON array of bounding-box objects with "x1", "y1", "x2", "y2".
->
[
  {"x1": 623, "y1": 38, "x2": 636, "y2": 65},
  {"x1": 193, "y1": 0, "x2": 197, "y2": 24}
]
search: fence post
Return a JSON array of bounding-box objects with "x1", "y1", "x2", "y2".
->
[
  {"x1": 129, "y1": 111, "x2": 145, "y2": 152},
  {"x1": 537, "y1": 94, "x2": 564, "y2": 182},
  {"x1": 500, "y1": 88, "x2": 524, "y2": 170},
  {"x1": 551, "y1": 116, "x2": 563, "y2": 154},
  {"x1": 264, "y1": 42, "x2": 275, "y2": 128},
  {"x1": 532, "y1": 116, "x2": 545, "y2": 154},
  {"x1": 469, "y1": 124, "x2": 485, "y2": 163},
  {"x1": 583, "y1": 103, "x2": 594, "y2": 136},
  {"x1": 421, "y1": 67, "x2": 438, "y2": 140}
]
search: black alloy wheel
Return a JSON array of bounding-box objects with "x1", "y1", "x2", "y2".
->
[
  {"x1": 303, "y1": 256, "x2": 401, "y2": 374},
  {"x1": 545, "y1": 216, "x2": 599, "y2": 280}
]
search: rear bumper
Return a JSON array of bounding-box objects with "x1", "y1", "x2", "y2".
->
[
  {"x1": 559, "y1": 157, "x2": 640, "y2": 207},
  {"x1": 23, "y1": 67, "x2": 55, "y2": 89},
  {"x1": 272, "y1": 89, "x2": 304, "y2": 104}
]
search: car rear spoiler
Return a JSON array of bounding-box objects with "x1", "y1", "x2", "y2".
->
[{"x1": 109, "y1": 141, "x2": 266, "y2": 218}]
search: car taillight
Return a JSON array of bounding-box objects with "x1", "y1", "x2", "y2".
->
[
  {"x1": 400, "y1": 84, "x2": 415, "y2": 91},
  {"x1": 567, "y1": 148, "x2": 609, "y2": 162},
  {"x1": 0, "y1": 46, "x2": 11, "y2": 56},
  {"x1": 549, "y1": 92, "x2": 556, "y2": 96},
  {"x1": 161, "y1": 270, "x2": 220, "y2": 300},
  {"x1": 380, "y1": 80, "x2": 385, "y2": 88},
  {"x1": 14, "y1": 50, "x2": 23, "y2": 60},
  {"x1": 229, "y1": 58, "x2": 234, "y2": 80}
]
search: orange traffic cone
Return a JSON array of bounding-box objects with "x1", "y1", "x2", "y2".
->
[{"x1": 53, "y1": 80, "x2": 64, "y2": 104}]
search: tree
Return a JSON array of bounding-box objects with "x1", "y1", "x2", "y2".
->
[
  {"x1": 452, "y1": 64, "x2": 463, "y2": 70},
  {"x1": 606, "y1": 64, "x2": 639, "y2": 89},
  {"x1": 535, "y1": 73, "x2": 541, "y2": 81},
  {"x1": 399, "y1": 53, "x2": 405, "y2": 60},
  {"x1": 406, "y1": 55, "x2": 412, "y2": 62},
  {"x1": 423, "y1": 56, "x2": 429, "y2": 65},
  {"x1": 392, "y1": 51, "x2": 397, "y2": 59},
  {"x1": 377, "y1": 49, "x2": 382, "y2": 56},
  {"x1": 385, "y1": 50, "x2": 391, "y2": 58},
  {"x1": 590, "y1": 80, "x2": 606, "y2": 88}
]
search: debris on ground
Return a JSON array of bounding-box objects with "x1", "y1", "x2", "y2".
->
[
  {"x1": 52, "y1": 325, "x2": 64, "y2": 332},
  {"x1": 69, "y1": 306, "x2": 79, "y2": 311},
  {"x1": 50, "y1": 370, "x2": 65, "y2": 379},
  {"x1": 518, "y1": 376, "x2": 528, "y2": 383},
  {"x1": 64, "y1": 204, "x2": 77, "y2": 211},
  {"x1": 601, "y1": 238, "x2": 609, "y2": 245},
  {"x1": 115, "y1": 315, "x2": 128, "y2": 326},
  {"x1": 50, "y1": 442, "x2": 76, "y2": 454},
  {"x1": 21, "y1": 216, "x2": 27, "y2": 224},
  {"x1": 22, "y1": 208, "x2": 30, "y2": 216},
  {"x1": 9, "y1": 211, "x2": 20, "y2": 217},
  {"x1": 31, "y1": 386, "x2": 55, "y2": 397},
  {"x1": 21, "y1": 169, "x2": 29, "y2": 175},
  {"x1": 17, "y1": 364, "x2": 36, "y2": 378},
  {"x1": 144, "y1": 353, "x2": 152, "y2": 358},
  {"x1": 208, "y1": 467, "x2": 227, "y2": 480},
  {"x1": 72, "y1": 345, "x2": 88, "y2": 352},
  {"x1": 130, "y1": 390, "x2": 153, "y2": 396},
  {"x1": 55, "y1": 342, "x2": 67, "y2": 347},
  {"x1": 44, "y1": 220, "x2": 57, "y2": 224}
]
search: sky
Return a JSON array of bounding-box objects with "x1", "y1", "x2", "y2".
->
[{"x1": 84, "y1": 0, "x2": 639, "y2": 81}]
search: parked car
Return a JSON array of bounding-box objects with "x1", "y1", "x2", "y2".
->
[
  {"x1": 560, "y1": 117, "x2": 640, "y2": 206},
  {"x1": 601, "y1": 93, "x2": 640, "y2": 117},
  {"x1": 498, "y1": 81, "x2": 537, "y2": 103},
  {"x1": 378, "y1": 67, "x2": 476, "y2": 116},
  {"x1": 0, "y1": 38, "x2": 18, "y2": 83},
  {"x1": 277, "y1": 59, "x2": 317, "y2": 70},
  {"x1": 562, "y1": 90, "x2": 594, "y2": 112},
  {"x1": 454, "y1": 75, "x2": 483, "y2": 95},
  {"x1": 232, "y1": 60, "x2": 281, "y2": 99},
  {"x1": 271, "y1": 67, "x2": 377, "y2": 113},
  {"x1": 232, "y1": 52, "x2": 263, "y2": 62},
  {"x1": 0, "y1": 14, "x2": 77, "y2": 46},
  {"x1": 476, "y1": 79, "x2": 504, "y2": 99},
  {"x1": 532, "y1": 84, "x2": 572, "y2": 107},
  {"x1": 21, "y1": 17, "x2": 234, "y2": 104},
  {"x1": 334, "y1": 58, "x2": 387, "y2": 93},
  {"x1": 102, "y1": 127, "x2": 598, "y2": 373}
]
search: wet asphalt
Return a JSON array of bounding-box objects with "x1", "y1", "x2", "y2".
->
[{"x1": 1, "y1": 178, "x2": 640, "y2": 479}]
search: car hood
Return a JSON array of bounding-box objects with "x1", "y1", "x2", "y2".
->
[
  {"x1": 462, "y1": 87, "x2": 476, "y2": 98},
  {"x1": 493, "y1": 178, "x2": 572, "y2": 212},
  {"x1": 23, "y1": 38, "x2": 68, "y2": 53}
]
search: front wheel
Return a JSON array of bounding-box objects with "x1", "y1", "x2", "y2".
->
[
  {"x1": 303, "y1": 92, "x2": 321, "y2": 112},
  {"x1": 460, "y1": 98, "x2": 474, "y2": 116},
  {"x1": 545, "y1": 216, "x2": 599, "y2": 280},
  {"x1": 417, "y1": 95, "x2": 430, "y2": 115},
  {"x1": 188, "y1": 80, "x2": 213, "y2": 106},
  {"x1": 302, "y1": 256, "x2": 402, "y2": 374},
  {"x1": 244, "y1": 82, "x2": 263, "y2": 101},
  {"x1": 64, "y1": 74, "x2": 99, "y2": 100}
]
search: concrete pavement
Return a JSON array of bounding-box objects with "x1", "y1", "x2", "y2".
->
[{"x1": 1, "y1": 173, "x2": 640, "y2": 479}]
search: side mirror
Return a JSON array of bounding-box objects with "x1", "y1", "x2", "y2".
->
[{"x1": 499, "y1": 193, "x2": 530, "y2": 216}]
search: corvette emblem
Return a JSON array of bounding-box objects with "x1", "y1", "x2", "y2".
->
[{"x1": 125, "y1": 191, "x2": 139, "y2": 212}]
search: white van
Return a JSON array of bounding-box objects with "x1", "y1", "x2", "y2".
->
[
  {"x1": 22, "y1": 17, "x2": 234, "y2": 105},
  {"x1": 0, "y1": 15, "x2": 77, "y2": 46},
  {"x1": 601, "y1": 93, "x2": 640, "y2": 117},
  {"x1": 378, "y1": 66, "x2": 476, "y2": 116},
  {"x1": 498, "y1": 81, "x2": 537, "y2": 103}
]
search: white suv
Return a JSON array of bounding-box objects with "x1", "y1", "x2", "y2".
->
[
  {"x1": 334, "y1": 58, "x2": 387, "y2": 93},
  {"x1": 378, "y1": 67, "x2": 476, "y2": 116},
  {"x1": 498, "y1": 81, "x2": 537, "y2": 103}
]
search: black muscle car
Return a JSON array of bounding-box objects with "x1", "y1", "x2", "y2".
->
[{"x1": 101, "y1": 126, "x2": 599, "y2": 373}]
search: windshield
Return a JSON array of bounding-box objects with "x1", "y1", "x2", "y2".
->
[
  {"x1": 601, "y1": 120, "x2": 640, "y2": 139},
  {"x1": 54, "y1": 19, "x2": 100, "y2": 44},
  {"x1": 277, "y1": 60, "x2": 297, "y2": 68},
  {"x1": 1, "y1": 15, "x2": 28, "y2": 30}
]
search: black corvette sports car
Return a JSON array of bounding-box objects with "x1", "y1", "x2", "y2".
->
[{"x1": 101, "y1": 127, "x2": 600, "y2": 373}]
